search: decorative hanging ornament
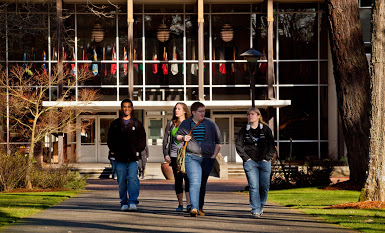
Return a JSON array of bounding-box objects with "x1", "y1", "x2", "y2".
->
[
  {"x1": 157, "y1": 24, "x2": 170, "y2": 42},
  {"x1": 221, "y1": 24, "x2": 234, "y2": 42},
  {"x1": 92, "y1": 23, "x2": 104, "y2": 43}
]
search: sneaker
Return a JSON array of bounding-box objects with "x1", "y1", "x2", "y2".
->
[
  {"x1": 128, "y1": 204, "x2": 137, "y2": 211},
  {"x1": 260, "y1": 209, "x2": 264, "y2": 216},
  {"x1": 190, "y1": 208, "x2": 198, "y2": 217},
  {"x1": 186, "y1": 204, "x2": 192, "y2": 212},
  {"x1": 121, "y1": 204, "x2": 129, "y2": 211},
  {"x1": 113, "y1": 173, "x2": 117, "y2": 180},
  {"x1": 176, "y1": 205, "x2": 183, "y2": 211},
  {"x1": 252, "y1": 212, "x2": 261, "y2": 218},
  {"x1": 198, "y1": 209, "x2": 206, "y2": 216}
]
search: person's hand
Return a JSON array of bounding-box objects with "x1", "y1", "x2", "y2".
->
[
  {"x1": 184, "y1": 135, "x2": 192, "y2": 142},
  {"x1": 164, "y1": 155, "x2": 171, "y2": 163},
  {"x1": 211, "y1": 154, "x2": 217, "y2": 159}
]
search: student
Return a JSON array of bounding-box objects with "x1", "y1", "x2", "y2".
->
[
  {"x1": 107, "y1": 99, "x2": 146, "y2": 211},
  {"x1": 235, "y1": 107, "x2": 276, "y2": 218},
  {"x1": 163, "y1": 102, "x2": 192, "y2": 211},
  {"x1": 176, "y1": 102, "x2": 221, "y2": 217}
]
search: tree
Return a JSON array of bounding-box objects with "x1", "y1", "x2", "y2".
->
[
  {"x1": 0, "y1": 64, "x2": 98, "y2": 189},
  {"x1": 361, "y1": 0, "x2": 385, "y2": 201},
  {"x1": 326, "y1": 0, "x2": 371, "y2": 185}
]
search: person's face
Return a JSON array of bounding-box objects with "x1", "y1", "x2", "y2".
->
[
  {"x1": 192, "y1": 107, "x2": 205, "y2": 121},
  {"x1": 248, "y1": 110, "x2": 260, "y2": 124},
  {"x1": 121, "y1": 102, "x2": 133, "y2": 117},
  {"x1": 175, "y1": 104, "x2": 186, "y2": 118}
]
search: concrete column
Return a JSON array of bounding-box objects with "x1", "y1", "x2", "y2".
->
[
  {"x1": 267, "y1": 0, "x2": 274, "y2": 100},
  {"x1": 128, "y1": 0, "x2": 134, "y2": 100},
  {"x1": 328, "y1": 39, "x2": 338, "y2": 160},
  {"x1": 198, "y1": 0, "x2": 204, "y2": 101}
]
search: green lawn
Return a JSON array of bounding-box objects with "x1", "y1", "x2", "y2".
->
[
  {"x1": 268, "y1": 187, "x2": 385, "y2": 233},
  {"x1": 0, "y1": 191, "x2": 80, "y2": 228}
]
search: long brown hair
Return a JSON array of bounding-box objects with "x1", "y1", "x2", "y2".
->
[
  {"x1": 247, "y1": 107, "x2": 267, "y2": 125},
  {"x1": 172, "y1": 102, "x2": 190, "y2": 127}
]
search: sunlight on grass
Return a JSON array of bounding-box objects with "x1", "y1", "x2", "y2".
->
[
  {"x1": 0, "y1": 191, "x2": 80, "y2": 228},
  {"x1": 268, "y1": 187, "x2": 385, "y2": 233}
]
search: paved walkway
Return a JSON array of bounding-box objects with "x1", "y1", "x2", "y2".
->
[{"x1": 1, "y1": 179, "x2": 357, "y2": 233}]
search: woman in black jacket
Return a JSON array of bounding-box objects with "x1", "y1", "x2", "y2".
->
[
  {"x1": 163, "y1": 102, "x2": 191, "y2": 211},
  {"x1": 236, "y1": 107, "x2": 276, "y2": 218}
]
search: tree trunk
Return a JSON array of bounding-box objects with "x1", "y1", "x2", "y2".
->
[
  {"x1": 326, "y1": 0, "x2": 371, "y2": 185},
  {"x1": 361, "y1": 0, "x2": 385, "y2": 201}
]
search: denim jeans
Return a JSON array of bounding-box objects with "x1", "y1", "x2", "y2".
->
[
  {"x1": 243, "y1": 159, "x2": 271, "y2": 214},
  {"x1": 185, "y1": 154, "x2": 215, "y2": 211},
  {"x1": 115, "y1": 161, "x2": 140, "y2": 206}
]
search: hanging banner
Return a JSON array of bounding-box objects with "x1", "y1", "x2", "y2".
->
[
  {"x1": 219, "y1": 48, "x2": 226, "y2": 75},
  {"x1": 42, "y1": 50, "x2": 47, "y2": 73},
  {"x1": 171, "y1": 46, "x2": 178, "y2": 75},
  {"x1": 111, "y1": 47, "x2": 117, "y2": 75},
  {"x1": 191, "y1": 45, "x2": 198, "y2": 76},
  {"x1": 92, "y1": 49, "x2": 98, "y2": 76},
  {"x1": 103, "y1": 47, "x2": 107, "y2": 76},
  {"x1": 162, "y1": 47, "x2": 168, "y2": 75},
  {"x1": 71, "y1": 49, "x2": 76, "y2": 76},
  {"x1": 123, "y1": 47, "x2": 128, "y2": 75},
  {"x1": 152, "y1": 53, "x2": 158, "y2": 74}
]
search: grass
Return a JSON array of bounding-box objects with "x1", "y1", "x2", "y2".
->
[
  {"x1": 0, "y1": 191, "x2": 80, "y2": 228},
  {"x1": 268, "y1": 187, "x2": 385, "y2": 233}
]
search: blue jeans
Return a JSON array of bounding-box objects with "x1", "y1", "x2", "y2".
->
[
  {"x1": 185, "y1": 154, "x2": 215, "y2": 211},
  {"x1": 115, "y1": 161, "x2": 140, "y2": 206},
  {"x1": 243, "y1": 159, "x2": 271, "y2": 214}
]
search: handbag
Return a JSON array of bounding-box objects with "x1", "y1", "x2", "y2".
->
[{"x1": 176, "y1": 121, "x2": 202, "y2": 174}]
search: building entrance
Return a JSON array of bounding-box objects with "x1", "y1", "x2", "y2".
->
[
  {"x1": 213, "y1": 114, "x2": 248, "y2": 162},
  {"x1": 77, "y1": 115, "x2": 117, "y2": 163}
]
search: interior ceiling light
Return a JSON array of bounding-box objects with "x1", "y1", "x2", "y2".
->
[
  {"x1": 92, "y1": 23, "x2": 104, "y2": 43},
  {"x1": 221, "y1": 24, "x2": 234, "y2": 42},
  {"x1": 157, "y1": 23, "x2": 170, "y2": 42}
]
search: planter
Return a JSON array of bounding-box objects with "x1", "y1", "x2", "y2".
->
[{"x1": 161, "y1": 162, "x2": 174, "y2": 180}]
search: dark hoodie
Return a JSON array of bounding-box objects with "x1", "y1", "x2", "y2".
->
[{"x1": 107, "y1": 117, "x2": 146, "y2": 163}]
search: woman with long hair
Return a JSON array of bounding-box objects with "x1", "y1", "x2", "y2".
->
[
  {"x1": 236, "y1": 107, "x2": 276, "y2": 218},
  {"x1": 163, "y1": 102, "x2": 192, "y2": 211}
]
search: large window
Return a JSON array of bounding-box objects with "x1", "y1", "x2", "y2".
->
[{"x1": 1, "y1": 2, "x2": 335, "y2": 160}]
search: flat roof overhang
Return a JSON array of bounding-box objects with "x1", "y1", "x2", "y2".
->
[{"x1": 42, "y1": 100, "x2": 291, "y2": 111}]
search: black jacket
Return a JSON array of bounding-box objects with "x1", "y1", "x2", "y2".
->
[
  {"x1": 162, "y1": 120, "x2": 173, "y2": 157},
  {"x1": 107, "y1": 117, "x2": 146, "y2": 163},
  {"x1": 236, "y1": 123, "x2": 276, "y2": 162}
]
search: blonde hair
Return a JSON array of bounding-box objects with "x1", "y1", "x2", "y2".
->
[{"x1": 247, "y1": 107, "x2": 267, "y2": 125}]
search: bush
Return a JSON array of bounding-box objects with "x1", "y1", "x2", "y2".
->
[
  {"x1": 0, "y1": 152, "x2": 29, "y2": 192},
  {"x1": 30, "y1": 165, "x2": 88, "y2": 190},
  {"x1": 0, "y1": 151, "x2": 88, "y2": 191}
]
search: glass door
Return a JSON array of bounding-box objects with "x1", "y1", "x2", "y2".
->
[
  {"x1": 214, "y1": 116, "x2": 230, "y2": 162},
  {"x1": 78, "y1": 117, "x2": 96, "y2": 162},
  {"x1": 146, "y1": 116, "x2": 164, "y2": 162},
  {"x1": 97, "y1": 117, "x2": 116, "y2": 163}
]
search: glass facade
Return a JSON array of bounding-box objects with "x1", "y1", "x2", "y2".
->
[{"x1": 1, "y1": 1, "x2": 366, "y2": 162}]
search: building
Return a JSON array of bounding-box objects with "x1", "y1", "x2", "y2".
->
[{"x1": 0, "y1": 0, "x2": 372, "y2": 164}]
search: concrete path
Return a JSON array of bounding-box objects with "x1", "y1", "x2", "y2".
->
[{"x1": 1, "y1": 179, "x2": 357, "y2": 233}]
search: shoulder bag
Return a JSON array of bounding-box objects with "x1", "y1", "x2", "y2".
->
[{"x1": 176, "y1": 121, "x2": 202, "y2": 174}]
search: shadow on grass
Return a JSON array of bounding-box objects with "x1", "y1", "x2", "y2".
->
[{"x1": 0, "y1": 210, "x2": 21, "y2": 228}]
